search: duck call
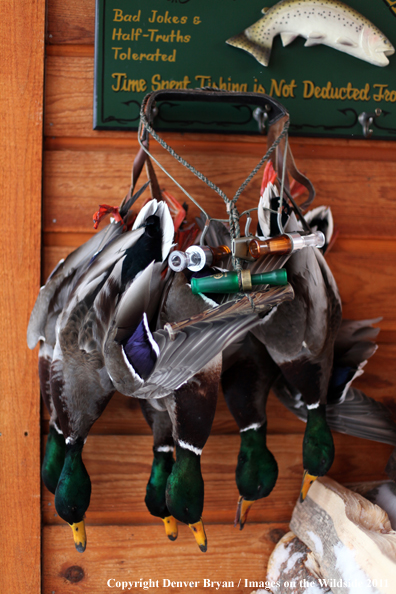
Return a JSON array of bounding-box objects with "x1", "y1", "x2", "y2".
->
[
  {"x1": 169, "y1": 245, "x2": 231, "y2": 272},
  {"x1": 249, "y1": 231, "x2": 325, "y2": 259},
  {"x1": 191, "y1": 269, "x2": 287, "y2": 294}
]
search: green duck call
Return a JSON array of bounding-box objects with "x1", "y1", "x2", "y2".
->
[{"x1": 191, "y1": 268, "x2": 287, "y2": 294}]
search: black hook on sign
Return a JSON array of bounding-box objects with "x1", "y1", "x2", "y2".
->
[
  {"x1": 253, "y1": 107, "x2": 269, "y2": 134},
  {"x1": 358, "y1": 108, "x2": 382, "y2": 139}
]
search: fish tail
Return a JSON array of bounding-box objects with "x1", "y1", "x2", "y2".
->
[{"x1": 226, "y1": 32, "x2": 272, "y2": 67}]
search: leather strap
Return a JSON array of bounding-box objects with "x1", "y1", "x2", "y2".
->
[
  {"x1": 267, "y1": 115, "x2": 315, "y2": 211},
  {"x1": 119, "y1": 138, "x2": 162, "y2": 218},
  {"x1": 145, "y1": 155, "x2": 162, "y2": 201}
]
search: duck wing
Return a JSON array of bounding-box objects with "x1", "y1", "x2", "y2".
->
[
  {"x1": 27, "y1": 221, "x2": 124, "y2": 349},
  {"x1": 29, "y1": 184, "x2": 156, "y2": 349},
  {"x1": 51, "y1": 294, "x2": 115, "y2": 443},
  {"x1": 51, "y1": 200, "x2": 173, "y2": 441},
  {"x1": 60, "y1": 226, "x2": 146, "y2": 321},
  {"x1": 106, "y1": 284, "x2": 294, "y2": 399}
]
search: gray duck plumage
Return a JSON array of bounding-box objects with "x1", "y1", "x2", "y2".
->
[
  {"x1": 27, "y1": 217, "x2": 127, "y2": 494},
  {"x1": 110, "y1": 265, "x2": 294, "y2": 550},
  {"x1": 48, "y1": 199, "x2": 173, "y2": 551}
]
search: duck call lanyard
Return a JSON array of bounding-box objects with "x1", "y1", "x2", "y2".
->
[{"x1": 136, "y1": 89, "x2": 315, "y2": 294}]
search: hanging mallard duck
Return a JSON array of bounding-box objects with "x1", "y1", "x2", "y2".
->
[
  {"x1": 29, "y1": 89, "x2": 395, "y2": 557},
  {"x1": 226, "y1": 0, "x2": 395, "y2": 67}
]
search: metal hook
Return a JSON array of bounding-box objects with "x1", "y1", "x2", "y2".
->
[
  {"x1": 358, "y1": 108, "x2": 382, "y2": 139},
  {"x1": 200, "y1": 216, "x2": 211, "y2": 246},
  {"x1": 253, "y1": 107, "x2": 269, "y2": 134},
  {"x1": 245, "y1": 213, "x2": 253, "y2": 237},
  {"x1": 239, "y1": 207, "x2": 258, "y2": 237},
  {"x1": 146, "y1": 103, "x2": 158, "y2": 125}
]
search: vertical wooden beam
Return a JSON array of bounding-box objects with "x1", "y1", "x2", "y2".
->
[{"x1": 0, "y1": 0, "x2": 45, "y2": 592}]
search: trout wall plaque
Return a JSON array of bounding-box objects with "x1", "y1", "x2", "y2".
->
[{"x1": 94, "y1": 0, "x2": 396, "y2": 137}]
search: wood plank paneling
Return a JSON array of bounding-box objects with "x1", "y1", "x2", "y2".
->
[
  {"x1": 47, "y1": 44, "x2": 95, "y2": 57},
  {"x1": 42, "y1": 147, "x2": 396, "y2": 236},
  {"x1": 45, "y1": 132, "x2": 396, "y2": 164},
  {"x1": 47, "y1": 0, "x2": 95, "y2": 44},
  {"x1": 43, "y1": 523, "x2": 287, "y2": 594},
  {"x1": 41, "y1": 434, "x2": 393, "y2": 526},
  {"x1": 326, "y1": 253, "x2": 396, "y2": 331},
  {"x1": 0, "y1": 0, "x2": 45, "y2": 592}
]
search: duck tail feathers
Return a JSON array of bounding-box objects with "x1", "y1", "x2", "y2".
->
[
  {"x1": 326, "y1": 387, "x2": 396, "y2": 447},
  {"x1": 273, "y1": 378, "x2": 396, "y2": 448},
  {"x1": 156, "y1": 201, "x2": 174, "y2": 261},
  {"x1": 132, "y1": 199, "x2": 173, "y2": 262},
  {"x1": 132, "y1": 199, "x2": 159, "y2": 230},
  {"x1": 304, "y1": 206, "x2": 334, "y2": 252}
]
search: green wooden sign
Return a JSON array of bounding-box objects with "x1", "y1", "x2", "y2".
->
[{"x1": 94, "y1": 0, "x2": 396, "y2": 138}]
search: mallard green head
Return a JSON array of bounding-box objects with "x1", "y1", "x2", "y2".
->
[
  {"x1": 235, "y1": 424, "x2": 278, "y2": 529},
  {"x1": 165, "y1": 445, "x2": 207, "y2": 552},
  {"x1": 55, "y1": 441, "x2": 91, "y2": 552},
  {"x1": 42, "y1": 425, "x2": 66, "y2": 495},
  {"x1": 145, "y1": 448, "x2": 177, "y2": 541},
  {"x1": 301, "y1": 404, "x2": 334, "y2": 501}
]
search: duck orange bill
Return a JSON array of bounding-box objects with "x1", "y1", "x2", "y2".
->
[
  {"x1": 70, "y1": 520, "x2": 86, "y2": 553},
  {"x1": 188, "y1": 519, "x2": 207, "y2": 553},
  {"x1": 234, "y1": 496, "x2": 255, "y2": 530},
  {"x1": 162, "y1": 516, "x2": 178, "y2": 541},
  {"x1": 300, "y1": 471, "x2": 318, "y2": 502}
]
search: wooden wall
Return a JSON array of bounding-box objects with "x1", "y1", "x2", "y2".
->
[
  {"x1": 41, "y1": 1, "x2": 396, "y2": 592},
  {"x1": 0, "y1": 1, "x2": 45, "y2": 593}
]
